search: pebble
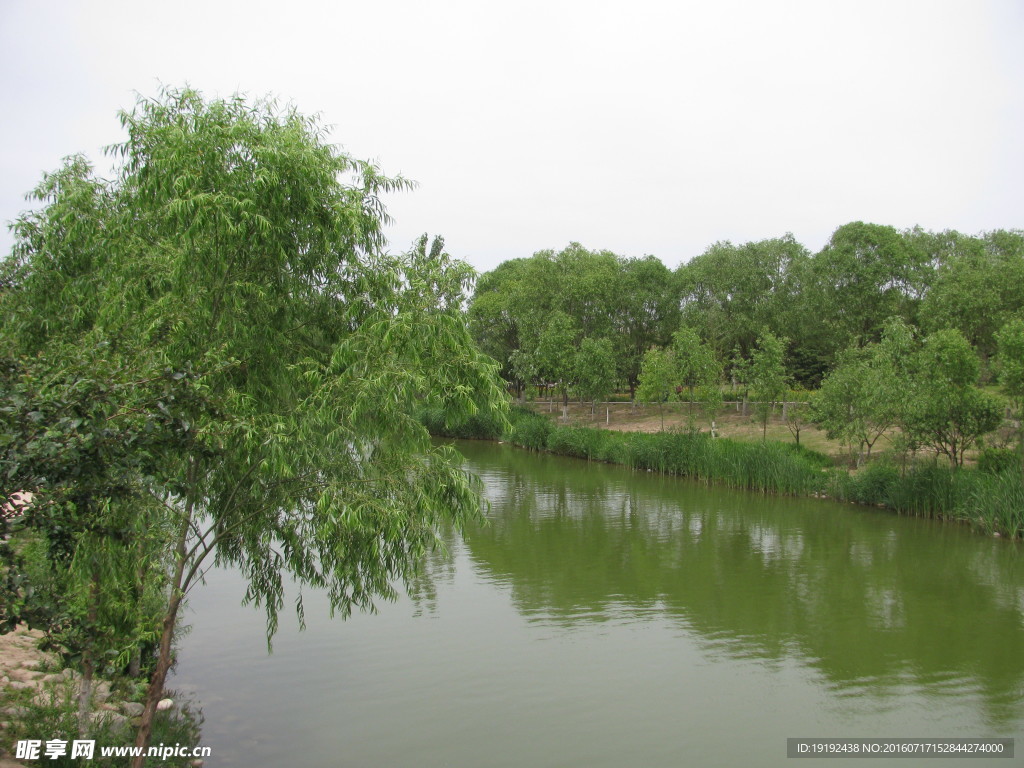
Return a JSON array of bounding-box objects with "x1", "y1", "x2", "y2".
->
[{"x1": 156, "y1": 698, "x2": 174, "y2": 711}]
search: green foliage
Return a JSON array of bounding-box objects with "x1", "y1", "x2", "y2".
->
[
  {"x1": 807, "y1": 222, "x2": 929, "y2": 350},
  {"x1": 977, "y1": 447, "x2": 1017, "y2": 475},
  {"x1": 902, "y1": 329, "x2": 1003, "y2": 467},
  {"x1": 963, "y1": 469, "x2": 1024, "y2": 538},
  {"x1": 919, "y1": 230, "x2": 1024, "y2": 359},
  {"x1": 573, "y1": 337, "x2": 617, "y2": 408},
  {"x1": 506, "y1": 407, "x2": 554, "y2": 451},
  {"x1": 811, "y1": 322, "x2": 909, "y2": 466},
  {"x1": 996, "y1": 318, "x2": 1024, "y2": 406},
  {"x1": 0, "y1": 678, "x2": 202, "y2": 768},
  {"x1": 467, "y1": 244, "x2": 681, "y2": 398},
  {"x1": 825, "y1": 458, "x2": 1024, "y2": 538},
  {"x1": 535, "y1": 310, "x2": 579, "y2": 405},
  {"x1": 2, "y1": 86, "x2": 509, "y2": 756},
  {"x1": 749, "y1": 331, "x2": 788, "y2": 439},
  {"x1": 505, "y1": 418, "x2": 826, "y2": 496},
  {"x1": 635, "y1": 347, "x2": 678, "y2": 431},
  {"x1": 995, "y1": 318, "x2": 1024, "y2": 461},
  {"x1": 671, "y1": 328, "x2": 720, "y2": 397},
  {"x1": 677, "y1": 235, "x2": 807, "y2": 362},
  {"x1": 419, "y1": 406, "x2": 508, "y2": 441}
]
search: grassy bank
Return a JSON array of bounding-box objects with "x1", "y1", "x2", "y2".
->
[{"x1": 422, "y1": 406, "x2": 1023, "y2": 539}]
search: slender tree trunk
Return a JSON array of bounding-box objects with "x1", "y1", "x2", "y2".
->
[
  {"x1": 129, "y1": 518, "x2": 150, "y2": 679},
  {"x1": 132, "y1": 499, "x2": 192, "y2": 768}
]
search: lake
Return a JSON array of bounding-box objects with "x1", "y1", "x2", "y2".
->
[{"x1": 174, "y1": 440, "x2": 1023, "y2": 767}]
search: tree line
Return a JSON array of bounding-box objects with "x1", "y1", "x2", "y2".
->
[{"x1": 467, "y1": 231, "x2": 1024, "y2": 466}]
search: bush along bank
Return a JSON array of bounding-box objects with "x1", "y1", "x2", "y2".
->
[{"x1": 424, "y1": 406, "x2": 1023, "y2": 539}]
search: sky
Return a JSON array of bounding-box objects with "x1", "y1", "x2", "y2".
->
[{"x1": 1, "y1": 0, "x2": 1022, "y2": 274}]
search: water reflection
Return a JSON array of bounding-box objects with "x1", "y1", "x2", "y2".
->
[{"x1": 454, "y1": 440, "x2": 1024, "y2": 728}]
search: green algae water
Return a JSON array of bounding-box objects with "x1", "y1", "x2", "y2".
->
[{"x1": 175, "y1": 440, "x2": 1023, "y2": 767}]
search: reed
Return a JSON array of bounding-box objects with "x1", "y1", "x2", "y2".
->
[{"x1": 424, "y1": 408, "x2": 1023, "y2": 538}]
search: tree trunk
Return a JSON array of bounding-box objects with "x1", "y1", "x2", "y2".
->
[
  {"x1": 131, "y1": 590, "x2": 185, "y2": 767},
  {"x1": 132, "y1": 505, "x2": 192, "y2": 768}
]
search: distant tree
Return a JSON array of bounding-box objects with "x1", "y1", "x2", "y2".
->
[
  {"x1": 750, "y1": 332, "x2": 789, "y2": 440},
  {"x1": 729, "y1": 347, "x2": 752, "y2": 416},
  {"x1": 995, "y1": 318, "x2": 1024, "y2": 461},
  {"x1": 812, "y1": 318, "x2": 918, "y2": 466},
  {"x1": 919, "y1": 230, "x2": 1024, "y2": 362},
  {"x1": 804, "y1": 222, "x2": 929, "y2": 363},
  {"x1": 671, "y1": 327, "x2": 721, "y2": 427},
  {"x1": 784, "y1": 389, "x2": 813, "y2": 448},
  {"x1": 573, "y1": 337, "x2": 617, "y2": 416},
  {"x1": 615, "y1": 256, "x2": 680, "y2": 398},
  {"x1": 636, "y1": 347, "x2": 678, "y2": 431},
  {"x1": 677, "y1": 234, "x2": 807, "y2": 362},
  {"x1": 813, "y1": 348, "x2": 894, "y2": 467},
  {"x1": 535, "y1": 310, "x2": 579, "y2": 410},
  {"x1": 508, "y1": 348, "x2": 539, "y2": 402},
  {"x1": 903, "y1": 329, "x2": 1002, "y2": 467}
]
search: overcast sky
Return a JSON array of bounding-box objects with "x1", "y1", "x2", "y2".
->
[{"x1": 2, "y1": 0, "x2": 1021, "y2": 273}]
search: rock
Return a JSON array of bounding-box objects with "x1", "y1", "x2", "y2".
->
[
  {"x1": 8, "y1": 680, "x2": 38, "y2": 691},
  {"x1": 156, "y1": 698, "x2": 174, "y2": 711},
  {"x1": 101, "y1": 703, "x2": 121, "y2": 712},
  {"x1": 41, "y1": 673, "x2": 64, "y2": 684},
  {"x1": 190, "y1": 760, "x2": 205, "y2": 768},
  {"x1": 122, "y1": 702, "x2": 145, "y2": 717},
  {"x1": 19, "y1": 659, "x2": 41, "y2": 670}
]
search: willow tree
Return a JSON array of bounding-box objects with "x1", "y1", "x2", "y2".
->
[{"x1": 2, "y1": 87, "x2": 507, "y2": 762}]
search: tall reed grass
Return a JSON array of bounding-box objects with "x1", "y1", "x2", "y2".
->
[{"x1": 424, "y1": 407, "x2": 1024, "y2": 538}]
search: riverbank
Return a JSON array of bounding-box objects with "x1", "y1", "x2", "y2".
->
[
  {"x1": 423, "y1": 406, "x2": 1024, "y2": 539},
  {"x1": 0, "y1": 624, "x2": 202, "y2": 767}
]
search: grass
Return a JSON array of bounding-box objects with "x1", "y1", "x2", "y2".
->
[{"x1": 423, "y1": 403, "x2": 1024, "y2": 539}]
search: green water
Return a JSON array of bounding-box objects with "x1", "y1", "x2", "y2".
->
[{"x1": 176, "y1": 440, "x2": 1023, "y2": 767}]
